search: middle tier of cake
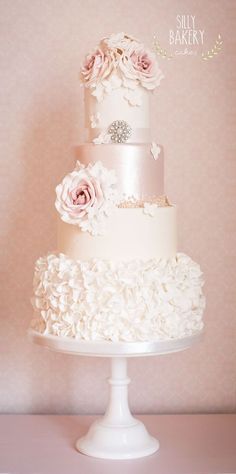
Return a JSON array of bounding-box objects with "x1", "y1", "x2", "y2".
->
[
  {"x1": 75, "y1": 143, "x2": 164, "y2": 201},
  {"x1": 57, "y1": 205, "x2": 177, "y2": 261}
]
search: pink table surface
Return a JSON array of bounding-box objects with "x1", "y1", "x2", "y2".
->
[{"x1": 0, "y1": 414, "x2": 235, "y2": 474}]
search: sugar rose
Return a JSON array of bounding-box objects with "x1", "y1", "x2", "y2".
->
[
  {"x1": 81, "y1": 48, "x2": 115, "y2": 87},
  {"x1": 55, "y1": 170, "x2": 103, "y2": 225},
  {"x1": 119, "y1": 44, "x2": 164, "y2": 90},
  {"x1": 101, "y1": 32, "x2": 138, "y2": 54},
  {"x1": 55, "y1": 161, "x2": 118, "y2": 236}
]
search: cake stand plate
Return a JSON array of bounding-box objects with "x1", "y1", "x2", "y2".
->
[{"x1": 28, "y1": 329, "x2": 203, "y2": 460}]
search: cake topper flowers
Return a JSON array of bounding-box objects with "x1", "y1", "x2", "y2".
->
[
  {"x1": 81, "y1": 47, "x2": 115, "y2": 88},
  {"x1": 55, "y1": 161, "x2": 119, "y2": 236},
  {"x1": 81, "y1": 32, "x2": 164, "y2": 104}
]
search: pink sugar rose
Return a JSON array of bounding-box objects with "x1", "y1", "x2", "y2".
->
[
  {"x1": 55, "y1": 171, "x2": 104, "y2": 224},
  {"x1": 55, "y1": 161, "x2": 119, "y2": 236},
  {"x1": 119, "y1": 44, "x2": 164, "y2": 90},
  {"x1": 81, "y1": 48, "x2": 115, "y2": 87}
]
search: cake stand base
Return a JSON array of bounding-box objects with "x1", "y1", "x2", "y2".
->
[
  {"x1": 76, "y1": 417, "x2": 159, "y2": 460},
  {"x1": 76, "y1": 357, "x2": 159, "y2": 459},
  {"x1": 28, "y1": 329, "x2": 203, "y2": 460}
]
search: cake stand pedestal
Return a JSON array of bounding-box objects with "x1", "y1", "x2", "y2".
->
[{"x1": 28, "y1": 329, "x2": 202, "y2": 460}]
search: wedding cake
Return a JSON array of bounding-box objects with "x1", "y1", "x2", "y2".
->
[{"x1": 31, "y1": 33, "x2": 205, "y2": 343}]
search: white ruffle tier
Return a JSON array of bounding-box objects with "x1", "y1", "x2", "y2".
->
[{"x1": 31, "y1": 253, "x2": 205, "y2": 342}]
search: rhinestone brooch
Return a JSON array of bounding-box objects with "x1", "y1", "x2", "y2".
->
[{"x1": 108, "y1": 120, "x2": 132, "y2": 143}]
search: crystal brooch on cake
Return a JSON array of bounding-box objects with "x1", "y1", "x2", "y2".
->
[{"x1": 108, "y1": 120, "x2": 132, "y2": 143}]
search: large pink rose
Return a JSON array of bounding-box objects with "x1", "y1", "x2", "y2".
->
[
  {"x1": 119, "y1": 44, "x2": 164, "y2": 90},
  {"x1": 55, "y1": 162, "x2": 118, "y2": 236},
  {"x1": 55, "y1": 170, "x2": 104, "y2": 224},
  {"x1": 81, "y1": 48, "x2": 115, "y2": 87}
]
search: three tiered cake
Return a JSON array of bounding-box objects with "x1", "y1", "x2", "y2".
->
[{"x1": 31, "y1": 33, "x2": 205, "y2": 343}]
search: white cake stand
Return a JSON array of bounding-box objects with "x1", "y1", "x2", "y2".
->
[{"x1": 28, "y1": 329, "x2": 202, "y2": 460}]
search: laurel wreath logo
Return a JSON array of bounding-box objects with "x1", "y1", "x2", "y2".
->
[
  {"x1": 153, "y1": 35, "x2": 173, "y2": 60},
  {"x1": 153, "y1": 33, "x2": 223, "y2": 62},
  {"x1": 201, "y1": 34, "x2": 223, "y2": 60}
]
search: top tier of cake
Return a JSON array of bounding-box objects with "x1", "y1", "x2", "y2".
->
[{"x1": 80, "y1": 33, "x2": 164, "y2": 144}]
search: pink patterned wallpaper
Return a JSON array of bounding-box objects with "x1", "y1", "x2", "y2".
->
[{"x1": 1, "y1": 0, "x2": 235, "y2": 414}]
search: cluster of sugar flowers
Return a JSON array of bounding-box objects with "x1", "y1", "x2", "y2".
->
[
  {"x1": 81, "y1": 32, "x2": 164, "y2": 104},
  {"x1": 31, "y1": 253, "x2": 205, "y2": 342},
  {"x1": 55, "y1": 161, "x2": 119, "y2": 236}
]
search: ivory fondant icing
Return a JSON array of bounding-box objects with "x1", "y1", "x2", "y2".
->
[
  {"x1": 84, "y1": 81, "x2": 150, "y2": 142},
  {"x1": 75, "y1": 143, "x2": 164, "y2": 200},
  {"x1": 57, "y1": 206, "x2": 177, "y2": 261}
]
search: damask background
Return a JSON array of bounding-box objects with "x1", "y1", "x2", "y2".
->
[{"x1": 1, "y1": 0, "x2": 235, "y2": 414}]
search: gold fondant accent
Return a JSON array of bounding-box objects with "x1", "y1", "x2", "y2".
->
[{"x1": 118, "y1": 195, "x2": 171, "y2": 208}]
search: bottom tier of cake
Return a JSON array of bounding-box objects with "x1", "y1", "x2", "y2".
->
[{"x1": 31, "y1": 253, "x2": 205, "y2": 342}]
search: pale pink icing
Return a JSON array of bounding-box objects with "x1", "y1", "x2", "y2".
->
[{"x1": 75, "y1": 143, "x2": 164, "y2": 200}]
